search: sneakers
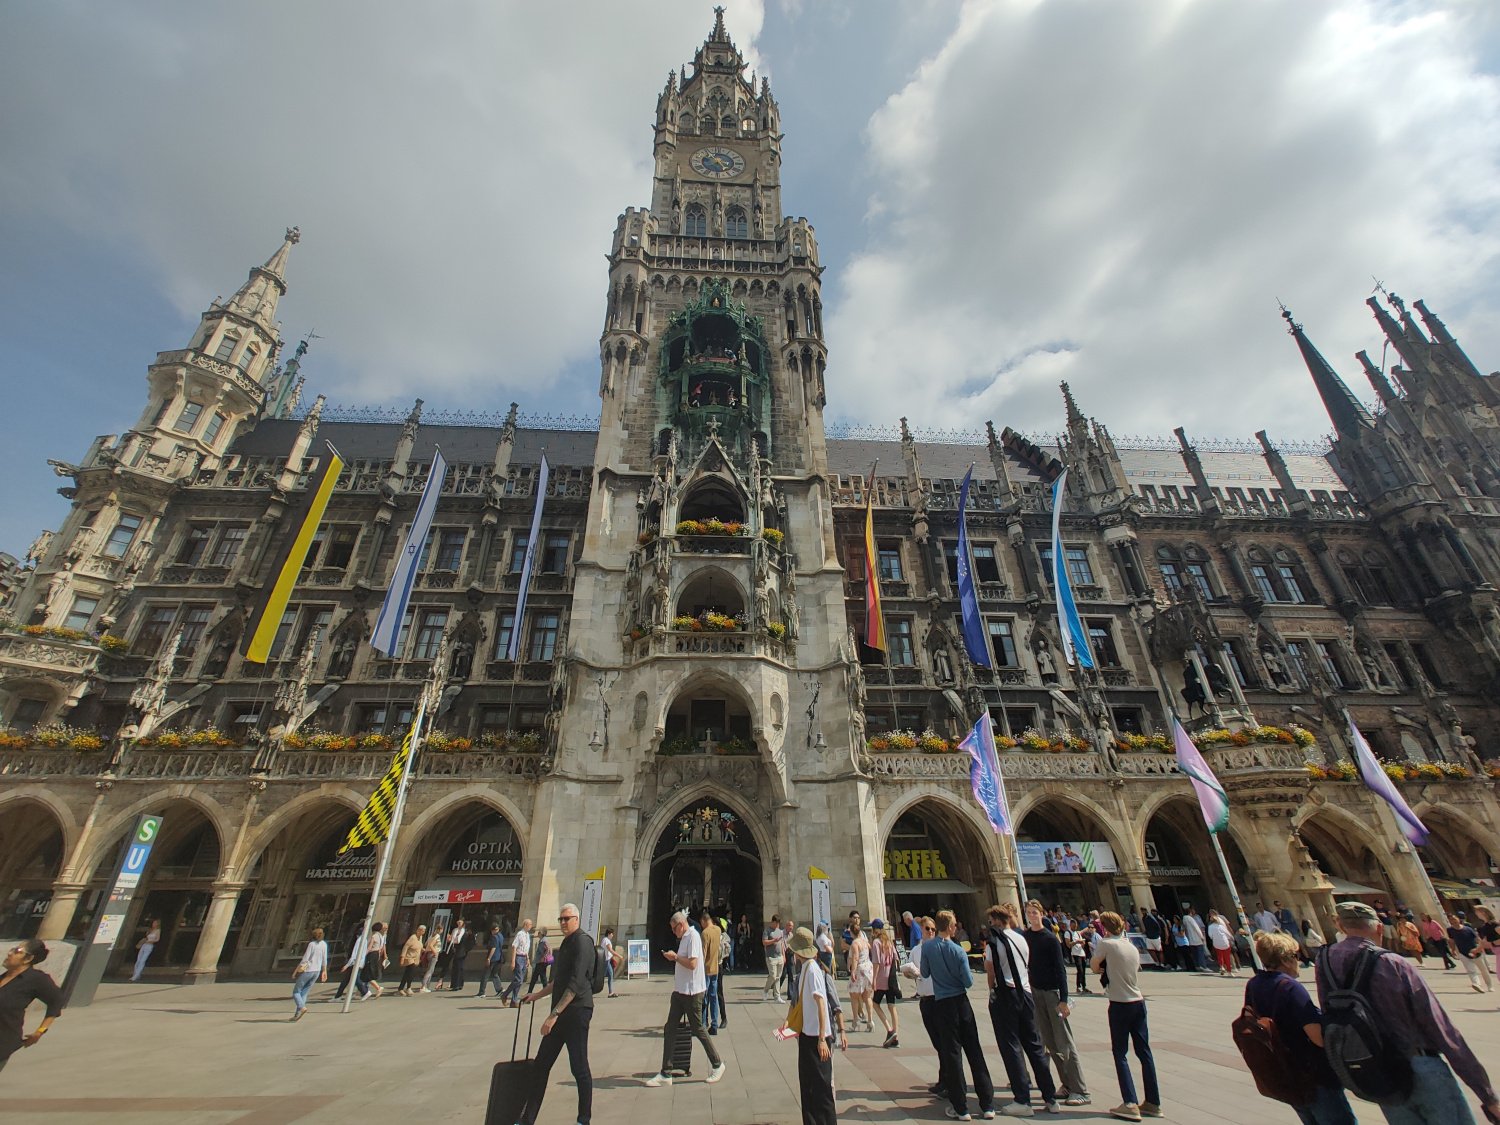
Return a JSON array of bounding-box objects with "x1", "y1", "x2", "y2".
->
[
  {"x1": 1140, "y1": 1105, "x2": 1162, "y2": 1119},
  {"x1": 706, "y1": 1062, "x2": 726, "y2": 1084},
  {"x1": 944, "y1": 1109, "x2": 972, "y2": 1121},
  {"x1": 882, "y1": 1031, "x2": 898, "y2": 1048},
  {"x1": 290, "y1": 1009, "x2": 305, "y2": 1022},
  {"x1": 981, "y1": 1113, "x2": 996, "y2": 1121},
  {"x1": 1063, "y1": 1094, "x2": 1092, "y2": 1106},
  {"x1": 1109, "y1": 1105, "x2": 1142, "y2": 1122},
  {"x1": 1000, "y1": 1105, "x2": 1035, "y2": 1118},
  {"x1": 1043, "y1": 1103, "x2": 1061, "y2": 1116},
  {"x1": 420, "y1": 987, "x2": 432, "y2": 994},
  {"x1": 644, "y1": 1073, "x2": 672, "y2": 1087}
]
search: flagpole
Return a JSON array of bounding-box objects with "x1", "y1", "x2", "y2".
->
[
  {"x1": 341, "y1": 687, "x2": 430, "y2": 1014},
  {"x1": 1208, "y1": 832, "x2": 1262, "y2": 970}
]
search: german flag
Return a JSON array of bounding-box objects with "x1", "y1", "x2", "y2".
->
[
  {"x1": 239, "y1": 442, "x2": 344, "y2": 663},
  {"x1": 339, "y1": 717, "x2": 417, "y2": 853},
  {"x1": 862, "y1": 460, "x2": 886, "y2": 652}
]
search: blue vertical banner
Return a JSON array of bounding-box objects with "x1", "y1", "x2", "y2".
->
[
  {"x1": 370, "y1": 448, "x2": 449, "y2": 657},
  {"x1": 1050, "y1": 469, "x2": 1095, "y2": 669},
  {"x1": 955, "y1": 466, "x2": 991, "y2": 668},
  {"x1": 507, "y1": 453, "x2": 550, "y2": 661}
]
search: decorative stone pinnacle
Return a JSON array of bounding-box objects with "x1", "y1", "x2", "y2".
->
[{"x1": 285, "y1": 226, "x2": 301, "y2": 246}]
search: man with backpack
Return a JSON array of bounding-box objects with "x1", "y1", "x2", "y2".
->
[
  {"x1": 1315, "y1": 901, "x2": 1498, "y2": 1124},
  {"x1": 517, "y1": 902, "x2": 597, "y2": 1125}
]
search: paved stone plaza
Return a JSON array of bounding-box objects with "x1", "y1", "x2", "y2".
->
[{"x1": 2, "y1": 963, "x2": 1495, "y2": 1124}]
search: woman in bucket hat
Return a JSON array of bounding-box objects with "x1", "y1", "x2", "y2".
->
[{"x1": 783, "y1": 926, "x2": 837, "y2": 1124}]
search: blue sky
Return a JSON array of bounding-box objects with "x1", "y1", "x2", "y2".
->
[{"x1": 3, "y1": 0, "x2": 1499, "y2": 557}]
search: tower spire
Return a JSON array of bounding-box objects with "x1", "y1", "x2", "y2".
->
[
  {"x1": 226, "y1": 226, "x2": 299, "y2": 328},
  {"x1": 1281, "y1": 305, "x2": 1372, "y2": 436}
]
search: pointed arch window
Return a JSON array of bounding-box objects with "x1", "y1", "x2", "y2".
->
[
  {"x1": 684, "y1": 204, "x2": 708, "y2": 237},
  {"x1": 725, "y1": 206, "x2": 748, "y2": 239}
]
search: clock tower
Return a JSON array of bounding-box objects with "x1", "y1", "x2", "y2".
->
[{"x1": 530, "y1": 11, "x2": 876, "y2": 945}]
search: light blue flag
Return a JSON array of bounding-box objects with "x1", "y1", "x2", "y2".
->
[
  {"x1": 370, "y1": 448, "x2": 448, "y2": 657},
  {"x1": 959, "y1": 711, "x2": 1013, "y2": 836},
  {"x1": 506, "y1": 453, "x2": 550, "y2": 661},
  {"x1": 1050, "y1": 470, "x2": 1095, "y2": 669},
  {"x1": 955, "y1": 466, "x2": 991, "y2": 667}
]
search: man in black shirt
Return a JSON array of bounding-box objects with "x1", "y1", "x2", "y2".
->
[
  {"x1": 520, "y1": 903, "x2": 596, "y2": 1125},
  {"x1": 1024, "y1": 901, "x2": 1091, "y2": 1106}
]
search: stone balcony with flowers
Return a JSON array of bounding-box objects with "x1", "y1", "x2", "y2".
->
[
  {"x1": 0, "y1": 620, "x2": 120, "y2": 678},
  {"x1": 0, "y1": 724, "x2": 545, "y2": 782},
  {"x1": 624, "y1": 609, "x2": 792, "y2": 661}
]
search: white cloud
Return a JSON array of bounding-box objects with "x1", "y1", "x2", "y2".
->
[
  {"x1": 826, "y1": 0, "x2": 1500, "y2": 440},
  {"x1": 0, "y1": 0, "x2": 767, "y2": 406}
]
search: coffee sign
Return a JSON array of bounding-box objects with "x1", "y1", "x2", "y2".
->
[{"x1": 883, "y1": 848, "x2": 950, "y2": 881}]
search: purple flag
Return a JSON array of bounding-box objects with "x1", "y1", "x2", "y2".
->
[
  {"x1": 1171, "y1": 719, "x2": 1230, "y2": 834},
  {"x1": 1348, "y1": 717, "x2": 1428, "y2": 846},
  {"x1": 959, "y1": 711, "x2": 1013, "y2": 836}
]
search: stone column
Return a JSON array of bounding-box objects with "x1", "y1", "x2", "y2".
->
[
  {"x1": 1123, "y1": 869, "x2": 1157, "y2": 912},
  {"x1": 182, "y1": 884, "x2": 245, "y2": 984},
  {"x1": 36, "y1": 883, "x2": 86, "y2": 941}
]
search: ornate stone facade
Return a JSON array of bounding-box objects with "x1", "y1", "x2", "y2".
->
[{"x1": 2, "y1": 16, "x2": 1498, "y2": 981}]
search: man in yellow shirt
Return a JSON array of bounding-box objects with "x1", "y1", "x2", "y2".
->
[{"x1": 699, "y1": 909, "x2": 724, "y2": 1034}]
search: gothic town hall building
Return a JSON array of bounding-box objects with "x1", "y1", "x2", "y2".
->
[{"x1": 2, "y1": 17, "x2": 1498, "y2": 981}]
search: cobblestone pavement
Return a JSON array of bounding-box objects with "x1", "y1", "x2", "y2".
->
[{"x1": 1, "y1": 962, "x2": 1494, "y2": 1123}]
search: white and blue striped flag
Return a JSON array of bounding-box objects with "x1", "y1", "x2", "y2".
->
[
  {"x1": 506, "y1": 453, "x2": 550, "y2": 661},
  {"x1": 370, "y1": 448, "x2": 448, "y2": 657}
]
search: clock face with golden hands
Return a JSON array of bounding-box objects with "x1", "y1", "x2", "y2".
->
[{"x1": 689, "y1": 146, "x2": 746, "y2": 179}]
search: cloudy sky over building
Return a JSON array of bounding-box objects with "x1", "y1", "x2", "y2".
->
[{"x1": 3, "y1": 0, "x2": 1499, "y2": 555}]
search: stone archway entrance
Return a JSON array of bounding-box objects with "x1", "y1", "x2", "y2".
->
[
  {"x1": 1018, "y1": 798, "x2": 1129, "y2": 916},
  {"x1": 0, "y1": 800, "x2": 65, "y2": 940},
  {"x1": 648, "y1": 799, "x2": 761, "y2": 970}
]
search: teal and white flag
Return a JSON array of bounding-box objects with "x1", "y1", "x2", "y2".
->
[
  {"x1": 1050, "y1": 470, "x2": 1095, "y2": 669},
  {"x1": 1172, "y1": 718, "x2": 1230, "y2": 834}
]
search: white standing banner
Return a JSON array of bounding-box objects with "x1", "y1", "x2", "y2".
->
[
  {"x1": 580, "y1": 866, "x2": 605, "y2": 941},
  {"x1": 809, "y1": 865, "x2": 832, "y2": 932}
]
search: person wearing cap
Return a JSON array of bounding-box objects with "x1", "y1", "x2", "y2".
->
[
  {"x1": 1316, "y1": 900, "x2": 1498, "y2": 1124},
  {"x1": 922, "y1": 909, "x2": 996, "y2": 1121},
  {"x1": 783, "y1": 926, "x2": 836, "y2": 1125}
]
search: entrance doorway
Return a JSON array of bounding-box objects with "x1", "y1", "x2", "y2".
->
[{"x1": 649, "y1": 800, "x2": 760, "y2": 970}]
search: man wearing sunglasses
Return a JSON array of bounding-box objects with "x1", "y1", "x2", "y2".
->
[{"x1": 518, "y1": 904, "x2": 596, "y2": 1125}]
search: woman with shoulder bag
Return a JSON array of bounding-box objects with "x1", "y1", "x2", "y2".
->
[
  {"x1": 781, "y1": 926, "x2": 835, "y2": 1125},
  {"x1": 290, "y1": 927, "x2": 328, "y2": 1021},
  {"x1": 1240, "y1": 930, "x2": 1355, "y2": 1124},
  {"x1": 397, "y1": 925, "x2": 425, "y2": 995},
  {"x1": 361, "y1": 922, "x2": 387, "y2": 999}
]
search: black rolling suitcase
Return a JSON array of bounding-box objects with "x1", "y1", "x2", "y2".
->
[
  {"x1": 485, "y1": 1003, "x2": 535, "y2": 1124},
  {"x1": 668, "y1": 1011, "x2": 694, "y2": 1077}
]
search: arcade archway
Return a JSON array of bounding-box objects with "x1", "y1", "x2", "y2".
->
[
  {"x1": 648, "y1": 798, "x2": 761, "y2": 969},
  {"x1": 1298, "y1": 808, "x2": 1397, "y2": 902},
  {"x1": 0, "y1": 799, "x2": 65, "y2": 939},
  {"x1": 1141, "y1": 797, "x2": 1251, "y2": 919},
  {"x1": 881, "y1": 798, "x2": 997, "y2": 941},
  {"x1": 1017, "y1": 796, "x2": 1130, "y2": 916}
]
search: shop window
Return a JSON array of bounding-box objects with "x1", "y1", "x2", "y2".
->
[
  {"x1": 63, "y1": 595, "x2": 99, "y2": 632},
  {"x1": 528, "y1": 612, "x2": 560, "y2": 662},
  {"x1": 103, "y1": 514, "x2": 143, "y2": 559},
  {"x1": 889, "y1": 618, "x2": 914, "y2": 666}
]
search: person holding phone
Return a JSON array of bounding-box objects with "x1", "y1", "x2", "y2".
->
[{"x1": 645, "y1": 911, "x2": 726, "y2": 1087}]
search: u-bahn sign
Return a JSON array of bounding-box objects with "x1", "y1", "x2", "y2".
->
[{"x1": 65, "y1": 813, "x2": 164, "y2": 1008}]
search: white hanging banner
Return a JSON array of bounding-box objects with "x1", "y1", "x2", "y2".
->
[
  {"x1": 580, "y1": 866, "x2": 606, "y2": 941},
  {"x1": 809, "y1": 865, "x2": 832, "y2": 932}
]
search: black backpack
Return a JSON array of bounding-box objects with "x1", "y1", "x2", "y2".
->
[
  {"x1": 588, "y1": 939, "x2": 607, "y2": 995},
  {"x1": 1318, "y1": 944, "x2": 1413, "y2": 1104}
]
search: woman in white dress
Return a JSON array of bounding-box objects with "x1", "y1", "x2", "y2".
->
[{"x1": 846, "y1": 919, "x2": 874, "y2": 1031}]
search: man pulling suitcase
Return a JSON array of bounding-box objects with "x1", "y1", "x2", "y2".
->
[{"x1": 510, "y1": 902, "x2": 596, "y2": 1125}]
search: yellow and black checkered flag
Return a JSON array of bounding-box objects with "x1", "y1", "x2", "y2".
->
[{"x1": 339, "y1": 719, "x2": 418, "y2": 853}]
